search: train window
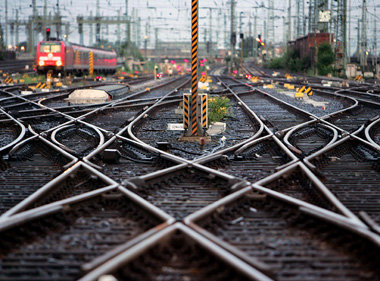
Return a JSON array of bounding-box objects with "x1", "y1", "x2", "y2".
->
[
  {"x1": 40, "y1": 44, "x2": 51, "y2": 53},
  {"x1": 40, "y1": 43, "x2": 61, "y2": 53},
  {"x1": 50, "y1": 44, "x2": 61, "y2": 53}
]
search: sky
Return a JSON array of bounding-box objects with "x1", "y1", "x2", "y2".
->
[{"x1": 1, "y1": 0, "x2": 379, "y2": 56}]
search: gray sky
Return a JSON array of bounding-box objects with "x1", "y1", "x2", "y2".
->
[{"x1": 1, "y1": 0, "x2": 379, "y2": 56}]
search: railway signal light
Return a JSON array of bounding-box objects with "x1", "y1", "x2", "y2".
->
[
  {"x1": 46, "y1": 28, "x2": 50, "y2": 41},
  {"x1": 256, "y1": 34, "x2": 265, "y2": 48}
]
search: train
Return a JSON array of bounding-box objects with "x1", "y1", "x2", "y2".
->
[{"x1": 36, "y1": 41, "x2": 117, "y2": 75}]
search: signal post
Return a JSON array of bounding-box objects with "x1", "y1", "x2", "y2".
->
[{"x1": 182, "y1": 0, "x2": 209, "y2": 141}]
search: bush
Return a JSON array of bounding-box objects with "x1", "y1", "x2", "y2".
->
[
  {"x1": 317, "y1": 43, "x2": 335, "y2": 76},
  {"x1": 267, "y1": 57, "x2": 284, "y2": 69},
  {"x1": 266, "y1": 49, "x2": 309, "y2": 73},
  {"x1": 208, "y1": 96, "x2": 232, "y2": 124}
]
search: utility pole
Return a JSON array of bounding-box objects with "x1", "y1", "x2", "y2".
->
[
  {"x1": 43, "y1": 0, "x2": 47, "y2": 34},
  {"x1": 5, "y1": 0, "x2": 8, "y2": 48},
  {"x1": 126, "y1": 0, "x2": 130, "y2": 46},
  {"x1": 132, "y1": 8, "x2": 136, "y2": 45},
  {"x1": 267, "y1": 0, "x2": 274, "y2": 45},
  {"x1": 78, "y1": 16, "x2": 84, "y2": 45},
  {"x1": 204, "y1": 28, "x2": 207, "y2": 52},
  {"x1": 216, "y1": 9, "x2": 221, "y2": 53},
  {"x1": 264, "y1": 20, "x2": 267, "y2": 44},
  {"x1": 65, "y1": 23, "x2": 69, "y2": 42},
  {"x1": 296, "y1": 0, "x2": 305, "y2": 38},
  {"x1": 249, "y1": 19, "x2": 252, "y2": 38},
  {"x1": 374, "y1": 5, "x2": 377, "y2": 74},
  {"x1": 348, "y1": 0, "x2": 351, "y2": 62},
  {"x1": 10, "y1": 9, "x2": 14, "y2": 48},
  {"x1": 342, "y1": 0, "x2": 347, "y2": 74},
  {"x1": 155, "y1": 27, "x2": 158, "y2": 50},
  {"x1": 240, "y1": 33, "x2": 243, "y2": 66},
  {"x1": 283, "y1": 16, "x2": 286, "y2": 45},
  {"x1": 308, "y1": 1, "x2": 312, "y2": 34},
  {"x1": 357, "y1": 19, "x2": 361, "y2": 60},
  {"x1": 360, "y1": 0, "x2": 367, "y2": 69},
  {"x1": 56, "y1": 0, "x2": 61, "y2": 39},
  {"x1": 287, "y1": 0, "x2": 291, "y2": 42},
  {"x1": 230, "y1": 0, "x2": 235, "y2": 69},
  {"x1": 239, "y1": 12, "x2": 243, "y2": 36},
  {"x1": 31, "y1": 0, "x2": 37, "y2": 54},
  {"x1": 144, "y1": 19, "x2": 149, "y2": 60},
  {"x1": 118, "y1": 10, "x2": 121, "y2": 48},
  {"x1": 224, "y1": 13, "x2": 227, "y2": 49},
  {"x1": 89, "y1": 11, "x2": 93, "y2": 46},
  {"x1": 209, "y1": 8, "x2": 212, "y2": 56},
  {"x1": 0, "y1": 23, "x2": 4, "y2": 51},
  {"x1": 96, "y1": 0, "x2": 100, "y2": 46},
  {"x1": 137, "y1": 16, "x2": 141, "y2": 48},
  {"x1": 15, "y1": 9, "x2": 19, "y2": 48},
  {"x1": 254, "y1": 8, "x2": 257, "y2": 58}
]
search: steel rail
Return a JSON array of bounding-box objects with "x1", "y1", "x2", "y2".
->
[
  {"x1": 50, "y1": 122, "x2": 105, "y2": 156},
  {"x1": 78, "y1": 222, "x2": 273, "y2": 281},
  {"x1": 365, "y1": 117, "x2": 380, "y2": 149},
  {"x1": 0, "y1": 108, "x2": 26, "y2": 153},
  {"x1": 183, "y1": 183, "x2": 379, "y2": 273},
  {"x1": 254, "y1": 161, "x2": 364, "y2": 225},
  {"x1": 283, "y1": 120, "x2": 338, "y2": 155}
]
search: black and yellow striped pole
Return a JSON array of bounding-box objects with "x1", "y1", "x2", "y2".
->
[
  {"x1": 46, "y1": 71, "x2": 52, "y2": 89},
  {"x1": 183, "y1": 93, "x2": 190, "y2": 129},
  {"x1": 89, "y1": 51, "x2": 94, "y2": 77},
  {"x1": 200, "y1": 93, "x2": 208, "y2": 128},
  {"x1": 189, "y1": 0, "x2": 200, "y2": 136},
  {"x1": 75, "y1": 51, "x2": 80, "y2": 66}
]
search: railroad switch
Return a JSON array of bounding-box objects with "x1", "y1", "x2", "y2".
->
[
  {"x1": 102, "y1": 149, "x2": 121, "y2": 163},
  {"x1": 233, "y1": 155, "x2": 245, "y2": 161},
  {"x1": 156, "y1": 142, "x2": 171, "y2": 151}
]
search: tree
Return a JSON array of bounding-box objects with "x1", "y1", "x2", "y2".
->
[{"x1": 119, "y1": 41, "x2": 143, "y2": 61}]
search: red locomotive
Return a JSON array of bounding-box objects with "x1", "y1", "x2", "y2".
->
[{"x1": 36, "y1": 41, "x2": 117, "y2": 75}]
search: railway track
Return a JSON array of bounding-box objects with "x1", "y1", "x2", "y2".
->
[
  {"x1": 203, "y1": 135, "x2": 294, "y2": 183},
  {"x1": 0, "y1": 70, "x2": 378, "y2": 281},
  {"x1": 187, "y1": 187, "x2": 380, "y2": 281},
  {"x1": 0, "y1": 59, "x2": 34, "y2": 73},
  {"x1": 0, "y1": 138, "x2": 74, "y2": 216},
  {"x1": 235, "y1": 90, "x2": 310, "y2": 132},
  {"x1": 324, "y1": 102, "x2": 379, "y2": 133},
  {"x1": 0, "y1": 189, "x2": 164, "y2": 281},
  {"x1": 305, "y1": 138, "x2": 380, "y2": 225}
]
